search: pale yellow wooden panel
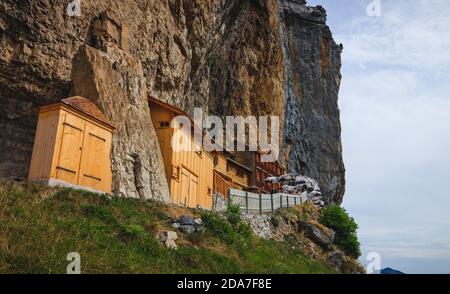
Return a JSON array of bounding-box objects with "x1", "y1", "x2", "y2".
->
[
  {"x1": 78, "y1": 122, "x2": 112, "y2": 193},
  {"x1": 159, "y1": 128, "x2": 173, "y2": 182},
  {"x1": 188, "y1": 173, "x2": 198, "y2": 208},
  {"x1": 180, "y1": 168, "x2": 189, "y2": 206},
  {"x1": 56, "y1": 113, "x2": 85, "y2": 185},
  {"x1": 149, "y1": 102, "x2": 214, "y2": 208},
  {"x1": 28, "y1": 109, "x2": 60, "y2": 180}
]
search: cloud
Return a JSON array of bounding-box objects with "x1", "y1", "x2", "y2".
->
[
  {"x1": 336, "y1": 0, "x2": 450, "y2": 73},
  {"x1": 305, "y1": 0, "x2": 450, "y2": 273},
  {"x1": 307, "y1": 0, "x2": 450, "y2": 272}
]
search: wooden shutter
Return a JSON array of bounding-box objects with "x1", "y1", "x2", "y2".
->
[
  {"x1": 78, "y1": 122, "x2": 110, "y2": 191},
  {"x1": 179, "y1": 167, "x2": 199, "y2": 208},
  {"x1": 180, "y1": 168, "x2": 190, "y2": 206},
  {"x1": 188, "y1": 174, "x2": 198, "y2": 208},
  {"x1": 56, "y1": 113, "x2": 85, "y2": 185}
]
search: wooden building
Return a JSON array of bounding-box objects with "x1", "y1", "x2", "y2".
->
[
  {"x1": 215, "y1": 149, "x2": 285, "y2": 195},
  {"x1": 249, "y1": 150, "x2": 285, "y2": 193},
  {"x1": 148, "y1": 96, "x2": 214, "y2": 209},
  {"x1": 28, "y1": 96, "x2": 114, "y2": 193},
  {"x1": 212, "y1": 151, "x2": 253, "y2": 198}
]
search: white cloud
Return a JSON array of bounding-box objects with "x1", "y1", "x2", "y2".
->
[
  {"x1": 307, "y1": 0, "x2": 450, "y2": 273},
  {"x1": 336, "y1": 0, "x2": 450, "y2": 73},
  {"x1": 310, "y1": 0, "x2": 450, "y2": 273}
]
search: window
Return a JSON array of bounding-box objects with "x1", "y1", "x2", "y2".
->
[
  {"x1": 159, "y1": 121, "x2": 170, "y2": 128},
  {"x1": 172, "y1": 165, "x2": 180, "y2": 180},
  {"x1": 213, "y1": 155, "x2": 218, "y2": 167}
]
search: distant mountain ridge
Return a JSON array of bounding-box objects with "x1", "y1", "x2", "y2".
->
[{"x1": 380, "y1": 267, "x2": 405, "y2": 274}]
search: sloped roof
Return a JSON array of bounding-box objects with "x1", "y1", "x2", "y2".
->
[
  {"x1": 226, "y1": 156, "x2": 253, "y2": 173},
  {"x1": 61, "y1": 96, "x2": 113, "y2": 127},
  {"x1": 148, "y1": 95, "x2": 188, "y2": 117},
  {"x1": 148, "y1": 95, "x2": 221, "y2": 152}
]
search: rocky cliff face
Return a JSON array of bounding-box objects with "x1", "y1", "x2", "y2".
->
[
  {"x1": 0, "y1": 0, "x2": 345, "y2": 203},
  {"x1": 278, "y1": 0, "x2": 345, "y2": 203},
  {"x1": 71, "y1": 43, "x2": 170, "y2": 201}
]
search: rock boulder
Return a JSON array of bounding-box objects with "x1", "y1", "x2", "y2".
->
[{"x1": 299, "y1": 220, "x2": 335, "y2": 249}]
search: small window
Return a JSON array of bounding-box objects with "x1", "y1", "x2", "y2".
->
[
  {"x1": 159, "y1": 121, "x2": 170, "y2": 128},
  {"x1": 213, "y1": 155, "x2": 218, "y2": 167},
  {"x1": 172, "y1": 165, "x2": 180, "y2": 180}
]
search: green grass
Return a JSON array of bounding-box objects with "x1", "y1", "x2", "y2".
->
[{"x1": 0, "y1": 181, "x2": 335, "y2": 274}]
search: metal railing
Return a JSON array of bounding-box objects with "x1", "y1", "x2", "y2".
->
[{"x1": 227, "y1": 188, "x2": 309, "y2": 215}]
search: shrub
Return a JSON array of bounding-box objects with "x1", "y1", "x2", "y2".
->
[
  {"x1": 201, "y1": 212, "x2": 238, "y2": 244},
  {"x1": 319, "y1": 204, "x2": 361, "y2": 258},
  {"x1": 237, "y1": 223, "x2": 253, "y2": 243},
  {"x1": 226, "y1": 204, "x2": 241, "y2": 229},
  {"x1": 201, "y1": 205, "x2": 253, "y2": 246}
]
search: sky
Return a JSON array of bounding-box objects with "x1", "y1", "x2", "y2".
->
[{"x1": 306, "y1": 0, "x2": 450, "y2": 274}]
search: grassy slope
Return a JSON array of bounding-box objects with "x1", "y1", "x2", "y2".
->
[{"x1": 0, "y1": 181, "x2": 335, "y2": 274}]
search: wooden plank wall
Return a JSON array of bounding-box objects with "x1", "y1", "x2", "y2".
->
[
  {"x1": 150, "y1": 104, "x2": 213, "y2": 209},
  {"x1": 170, "y1": 127, "x2": 213, "y2": 209},
  {"x1": 28, "y1": 109, "x2": 60, "y2": 180},
  {"x1": 149, "y1": 104, "x2": 174, "y2": 182},
  {"x1": 212, "y1": 153, "x2": 250, "y2": 195},
  {"x1": 29, "y1": 106, "x2": 113, "y2": 193}
]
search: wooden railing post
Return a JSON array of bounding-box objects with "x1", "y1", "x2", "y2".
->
[
  {"x1": 259, "y1": 193, "x2": 262, "y2": 215},
  {"x1": 245, "y1": 191, "x2": 249, "y2": 214},
  {"x1": 271, "y1": 194, "x2": 274, "y2": 214},
  {"x1": 227, "y1": 188, "x2": 231, "y2": 207}
]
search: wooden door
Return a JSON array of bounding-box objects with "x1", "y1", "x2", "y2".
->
[
  {"x1": 56, "y1": 113, "x2": 85, "y2": 185},
  {"x1": 180, "y1": 167, "x2": 198, "y2": 208},
  {"x1": 188, "y1": 174, "x2": 198, "y2": 208},
  {"x1": 78, "y1": 122, "x2": 111, "y2": 192},
  {"x1": 180, "y1": 167, "x2": 190, "y2": 206}
]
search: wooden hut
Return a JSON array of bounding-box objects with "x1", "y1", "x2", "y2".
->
[
  {"x1": 28, "y1": 96, "x2": 114, "y2": 193},
  {"x1": 212, "y1": 151, "x2": 252, "y2": 198},
  {"x1": 214, "y1": 148, "x2": 284, "y2": 196},
  {"x1": 248, "y1": 150, "x2": 285, "y2": 194},
  {"x1": 148, "y1": 96, "x2": 214, "y2": 209}
]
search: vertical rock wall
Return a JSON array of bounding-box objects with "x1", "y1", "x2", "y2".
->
[
  {"x1": 70, "y1": 11, "x2": 169, "y2": 201},
  {"x1": 278, "y1": 0, "x2": 345, "y2": 203},
  {"x1": 72, "y1": 44, "x2": 170, "y2": 201}
]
